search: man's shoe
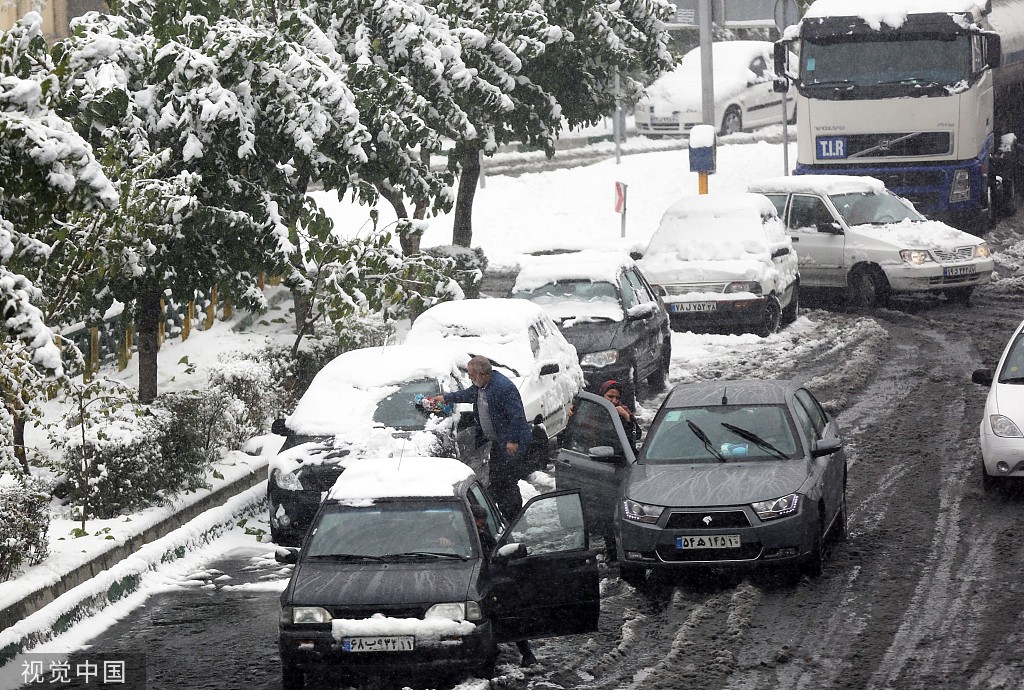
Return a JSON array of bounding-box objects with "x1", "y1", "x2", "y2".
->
[{"x1": 521, "y1": 652, "x2": 538, "y2": 666}]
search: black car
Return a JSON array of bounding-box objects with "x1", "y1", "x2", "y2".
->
[
  {"x1": 510, "y1": 251, "x2": 672, "y2": 408},
  {"x1": 267, "y1": 343, "x2": 488, "y2": 546},
  {"x1": 276, "y1": 456, "x2": 600, "y2": 688},
  {"x1": 555, "y1": 381, "x2": 846, "y2": 585}
]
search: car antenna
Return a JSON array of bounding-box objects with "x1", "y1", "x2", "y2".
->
[{"x1": 722, "y1": 387, "x2": 728, "y2": 405}]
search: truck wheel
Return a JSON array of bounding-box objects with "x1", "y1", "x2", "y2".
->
[
  {"x1": 754, "y1": 296, "x2": 782, "y2": 337},
  {"x1": 1000, "y1": 175, "x2": 1018, "y2": 217},
  {"x1": 848, "y1": 266, "x2": 889, "y2": 309},
  {"x1": 720, "y1": 106, "x2": 743, "y2": 136}
]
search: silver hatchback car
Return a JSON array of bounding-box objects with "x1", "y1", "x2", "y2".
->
[{"x1": 555, "y1": 380, "x2": 847, "y2": 585}]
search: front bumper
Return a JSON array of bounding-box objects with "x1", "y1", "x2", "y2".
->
[
  {"x1": 663, "y1": 296, "x2": 768, "y2": 330},
  {"x1": 614, "y1": 502, "x2": 815, "y2": 571},
  {"x1": 279, "y1": 620, "x2": 495, "y2": 677},
  {"x1": 883, "y1": 260, "x2": 993, "y2": 293},
  {"x1": 979, "y1": 422, "x2": 1024, "y2": 478}
]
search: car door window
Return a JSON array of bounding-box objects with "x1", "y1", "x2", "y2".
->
[
  {"x1": 617, "y1": 272, "x2": 639, "y2": 309},
  {"x1": 625, "y1": 269, "x2": 654, "y2": 305},
  {"x1": 528, "y1": 324, "x2": 541, "y2": 359},
  {"x1": 764, "y1": 194, "x2": 788, "y2": 221},
  {"x1": 507, "y1": 492, "x2": 586, "y2": 554},
  {"x1": 791, "y1": 398, "x2": 819, "y2": 444},
  {"x1": 469, "y1": 483, "x2": 504, "y2": 536},
  {"x1": 790, "y1": 195, "x2": 835, "y2": 232},
  {"x1": 563, "y1": 398, "x2": 626, "y2": 457},
  {"x1": 795, "y1": 389, "x2": 829, "y2": 437}
]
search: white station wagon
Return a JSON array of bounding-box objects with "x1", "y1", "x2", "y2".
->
[{"x1": 748, "y1": 175, "x2": 993, "y2": 307}]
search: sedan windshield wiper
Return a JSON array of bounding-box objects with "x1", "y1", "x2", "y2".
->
[
  {"x1": 686, "y1": 420, "x2": 727, "y2": 463},
  {"x1": 306, "y1": 553, "x2": 384, "y2": 562},
  {"x1": 720, "y1": 422, "x2": 789, "y2": 461},
  {"x1": 805, "y1": 79, "x2": 855, "y2": 92},
  {"x1": 381, "y1": 552, "x2": 468, "y2": 560},
  {"x1": 998, "y1": 375, "x2": 1024, "y2": 384}
]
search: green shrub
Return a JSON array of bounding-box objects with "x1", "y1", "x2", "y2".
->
[
  {"x1": 0, "y1": 473, "x2": 50, "y2": 582},
  {"x1": 421, "y1": 245, "x2": 488, "y2": 299}
]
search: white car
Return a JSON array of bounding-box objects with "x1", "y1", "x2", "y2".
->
[
  {"x1": 637, "y1": 192, "x2": 800, "y2": 337},
  {"x1": 748, "y1": 175, "x2": 994, "y2": 307},
  {"x1": 634, "y1": 41, "x2": 796, "y2": 137},
  {"x1": 974, "y1": 320, "x2": 1024, "y2": 491},
  {"x1": 404, "y1": 298, "x2": 585, "y2": 443}
]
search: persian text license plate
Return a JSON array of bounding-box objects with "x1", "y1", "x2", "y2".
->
[
  {"x1": 677, "y1": 534, "x2": 741, "y2": 550},
  {"x1": 671, "y1": 302, "x2": 717, "y2": 313},
  {"x1": 943, "y1": 264, "x2": 976, "y2": 277},
  {"x1": 342, "y1": 636, "x2": 415, "y2": 652}
]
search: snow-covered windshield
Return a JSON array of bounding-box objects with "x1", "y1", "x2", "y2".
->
[
  {"x1": 643, "y1": 404, "x2": 801, "y2": 464},
  {"x1": 372, "y1": 379, "x2": 440, "y2": 430},
  {"x1": 800, "y1": 34, "x2": 971, "y2": 97},
  {"x1": 511, "y1": 280, "x2": 621, "y2": 322},
  {"x1": 305, "y1": 500, "x2": 475, "y2": 560},
  {"x1": 831, "y1": 192, "x2": 923, "y2": 225}
]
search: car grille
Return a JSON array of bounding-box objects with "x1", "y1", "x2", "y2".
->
[
  {"x1": 665, "y1": 510, "x2": 751, "y2": 529},
  {"x1": 327, "y1": 605, "x2": 428, "y2": 620},
  {"x1": 655, "y1": 543, "x2": 763, "y2": 562},
  {"x1": 841, "y1": 132, "x2": 952, "y2": 159},
  {"x1": 663, "y1": 282, "x2": 728, "y2": 296},
  {"x1": 931, "y1": 246, "x2": 976, "y2": 263},
  {"x1": 928, "y1": 274, "x2": 975, "y2": 286}
]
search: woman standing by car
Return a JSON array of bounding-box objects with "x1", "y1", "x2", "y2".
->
[{"x1": 600, "y1": 380, "x2": 642, "y2": 446}]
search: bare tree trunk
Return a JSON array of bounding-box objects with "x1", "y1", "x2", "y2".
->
[
  {"x1": 13, "y1": 415, "x2": 27, "y2": 474},
  {"x1": 136, "y1": 289, "x2": 161, "y2": 404},
  {"x1": 453, "y1": 145, "x2": 481, "y2": 248},
  {"x1": 375, "y1": 182, "x2": 420, "y2": 256}
]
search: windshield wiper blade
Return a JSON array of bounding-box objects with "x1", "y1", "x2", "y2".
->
[
  {"x1": 720, "y1": 422, "x2": 789, "y2": 461},
  {"x1": 307, "y1": 553, "x2": 384, "y2": 562},
  {"x1": 686, "y1": 420, "x2": 727, "y2": 463},
  {"x1": 999, "y1": 376, "x2": 1024, "y2": 384},
  {"x1": 381, "y1": 552, "x2": 467, "y2": 560},
  {"x1": 468, "y1": 353, "x2": 520, "y2": 378},
  {"x1": 806, "y1": 79, "x2": 855, "y2": 91}
]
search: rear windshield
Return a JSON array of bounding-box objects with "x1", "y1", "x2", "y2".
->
[
  {"x1": 305, "y1": 500, "x2": 475, "y2": 560},
  {"x1": 642, "y1": 404, "x2": 801, "y2": 464},
  {"x1": 373, "y1": 379, "x2": 441, "y2": 430}
]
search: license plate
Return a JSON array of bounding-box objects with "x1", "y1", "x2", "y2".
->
[
  {"x1": 671, "y1": 302, "x2": 717, "y2": 313},
  {"x1": 342, "y1": 636, "x2": 415, "y2": 652},
  {"x1": 943, "y1": 264, "x2": 976, "y2": 277},
  {"x1": 677, "y1": 534, "x2": 741, "y2": 549},
  {"x1": 650, "y1": 116, "x2": 677, "y2": 124}
]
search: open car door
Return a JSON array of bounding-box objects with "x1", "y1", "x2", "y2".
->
[
  {"x1": 554, "y1": 392, "x2": 636, "y2": 536},
  {"x1": 489, "y1": 490, "x2": 599, "y2": 641}
]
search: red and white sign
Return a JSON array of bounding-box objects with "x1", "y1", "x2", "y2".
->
[{"x1": 614, "y1": 181, "x2": 627, "y2": 214}]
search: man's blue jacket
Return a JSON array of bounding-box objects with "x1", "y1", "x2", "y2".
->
[{"x1": 442, "y1": 369, "x2": 533, "y2": 456}]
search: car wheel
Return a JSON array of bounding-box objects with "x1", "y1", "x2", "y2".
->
[
  {"x1": 477, "y1": 641, "x2": 498, "y2": 679},
  {"x1": 754, "y1": 296, "x2": 782, "y2": 337},
  {"x1": 720, "y1": 106, "x2": 742, "y2": 136},
  {"x1": 832, "y1": 490, "x2": 848, "y2": 542},
  {"x1": 620, "y1": 563, "x2": 648, "y2": 588},
  {"x1": 646, "y1": 340, "x2": 671, "y2": 392},
  {"x1": 526, "y1": 428, "x2": 550, "y2": 474},
  {"x1": 781, "y1": 282, "x2": 800, "y2": 325},
  {"x1": 802, "y1": 506, "x2": 827, "y2": 578},
  {"x1": 848, "y1": 265, "x2": 890, "y2": 310},
  {"x1": 945, "y1": 286, "x2": 975, "y2": 306},
  {"x1": 282, "y1": 661, "x2": 304, "y2": 690},
  {"x1": 982, "y1": 463, "x2": 1001, "y2": 493}
]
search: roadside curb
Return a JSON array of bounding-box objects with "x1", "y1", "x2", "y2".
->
[{"x1": 0, "y1": 462, "x2": 269, "y2": 666}]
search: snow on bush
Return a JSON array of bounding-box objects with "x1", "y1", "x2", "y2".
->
[{"x1": 0, "y1": 472, "x2": 50, "y2": 582}]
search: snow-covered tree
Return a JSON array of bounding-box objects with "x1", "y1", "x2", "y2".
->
[{"x1": 54, "y1": 0, "x2": 371, "y2": 402}]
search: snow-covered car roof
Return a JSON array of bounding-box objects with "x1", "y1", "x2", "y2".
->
[
  {"x1": 286, "y1": 343, "x2": 468, "y2": 436},
  {"x1": 512, "y1": 251, "x2": 635, "y2": 292},
  {"x1": 642, "y1": 41, "x2": 776, "y2": 110},
  {"x1": 748, "y1": 175, "x2": 888, "y2": 196},
  {"x1": 644, "y1": 193, "x2": 788, "y2": 261},
  {"x1": 326, "y1": 456, "x2": 474, "y2": 504},
  {"x1": 804, "y1": 0, "x2": 987, "y2": 25},
  {"x1": 405, "y1": 298, "x2": 559, "y2": 374}
]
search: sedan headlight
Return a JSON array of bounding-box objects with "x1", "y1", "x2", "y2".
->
[
  {"x1": 724, "y1": 281, "x2": 762, "y2": 295},
  {"x1": 899, "y1": 249, "x2": 934, "y2": 265},
  {"x1": 622, "y1": 499, "x2": 665, "y2": 524},
  {"x1": 581, "y1": 349, "x2": 619, "y2": 368},
  {"x1": 975, "y1": 242, "x2": 991, "y2": 259},
  {"x1": 426, "y1": 601, "x2": 482, "y2": 622},
  {"x1": 990, "y1": 414, "x2": 1023, "y2": 437},
  {"x1": 273, "y1": 469, "x2": 304, "y2": 491},
  {"x1": 752, "y1": 494, "x2": 800, "y2": 521},
  {"x1": 282, "y1": 606, "x2": 332, "y2": 624}
]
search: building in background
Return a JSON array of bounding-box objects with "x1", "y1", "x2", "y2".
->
[{"x1": 1, "y1": 0, "x2": 106, "y2": 41}]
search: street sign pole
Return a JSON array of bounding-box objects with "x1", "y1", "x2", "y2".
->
[{"x1": 699, "y1": 0, "x2": 715, "y2": 127}]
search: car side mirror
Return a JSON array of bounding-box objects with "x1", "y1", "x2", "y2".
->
[
  {"x1": 275, "y1": 547, "x2": 299, "y2": 565},
  {"x1": 588, "y1": 446, "x2": 623, "y2": 463},
  {"x1": 987, "y1": 33, "x2": 1002, "y2": 70},
  {"x1": 973, "y1": 368, "x2": 994, "y2": 386},
  {"x1": 773, "y1": 42, "x2": 789, "y2": 78},
  {"x1": 817, "y1": 221, "x2": 843, "y2": 234},
  {"x1": 811, "y1": 436, "x2": 843, "y2": 458},
  {"x1": 773, "y1": 77, "x2": 789, "y2": 94},
  {"x1": 492, "y1": 542, "x2": 528, "y2": 562},
  {"x1": 271, "y1": 418, "x2": 288, "y2": 436},
  {"x1": 771, "y1": 247, "x2": 791, "y2": 258},
  {"x1": 626, "y1": 303, "x2": 655, "y2": 320},
  {"x1": 539, "y1": 362, "x2": 560, "y2": 376},
  {"x1": 457, "y1": 410, "x2": 477, "y2": 430}
]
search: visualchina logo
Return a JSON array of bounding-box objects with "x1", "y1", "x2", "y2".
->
[{"x1": 702, "y1": 516, "x2": 713, "y2": 525}]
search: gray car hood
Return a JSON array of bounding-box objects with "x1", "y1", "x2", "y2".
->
[
  {"x1": 287, "y1": 559, "x2": 480, "y2": 608},
  {"x1": 626, "y1": 460, "x2": 811, "y2": 507}
]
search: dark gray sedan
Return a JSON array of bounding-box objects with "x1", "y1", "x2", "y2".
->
[{"x1": 555, "y1": 380, "x2": 847, "y2": 585}]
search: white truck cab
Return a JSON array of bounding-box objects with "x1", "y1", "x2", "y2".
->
[{"x1": 748, "y1": 175, "x2": 993, "y2": 307}]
